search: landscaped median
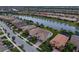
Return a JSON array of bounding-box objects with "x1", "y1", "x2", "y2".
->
[
  {"x1": 3, "y1": 39, "x2": 21, "y2": 52},
  {"x1": 1, "y1": 35, "x2": 20, "y2": 52},
  {"x1": 10, "y1": 47, "x2": 20, "y2": 52},
  {"x1": 0, "y1": 26, "x2": 23, "y2": 52},
  {"x1": 2, "y1": 38, "x2": 20, "y2": 52},
  {"x1": 2, "y1": 39, "x2": 13, "y2": 47}
]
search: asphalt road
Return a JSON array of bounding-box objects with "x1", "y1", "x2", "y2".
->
[{"x1": 0, "y1": 21, "x2": 38, "y2": 52}]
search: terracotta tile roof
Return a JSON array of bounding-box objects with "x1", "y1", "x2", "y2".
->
[{"x1": 50, "y1": 34, "x2": 69, "y2": 49}]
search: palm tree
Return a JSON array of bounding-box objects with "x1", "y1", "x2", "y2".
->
[
  {"x1": 21, "y1": 44, "x2": 24, "y2": 48},
  {"x1": 12, "y1": 36, "x2": 16, "y2": 41}
]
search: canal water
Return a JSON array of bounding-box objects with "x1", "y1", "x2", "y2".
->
[{"x1": 14, "y1": 15, "x2": 79, "y2": 33}]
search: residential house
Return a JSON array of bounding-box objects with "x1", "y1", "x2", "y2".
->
[
  {"x1": 70, "y1": 35, "x2": 79, "y2": 51},
  {"x1": 50, "y1": 34, "x2": 69, "y2": 50},
  {"x1": 11, "y1": 20, "x2": 27, "y2": 29},
  {"x1": 29, "y1": 27, "x2": 53, "y2": 42}
]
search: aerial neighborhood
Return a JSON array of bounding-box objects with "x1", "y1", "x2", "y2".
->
[{"x1": 0, "y1": 6, "x2": 79, "y2": 52}]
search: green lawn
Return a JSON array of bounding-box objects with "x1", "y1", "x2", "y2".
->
[
  {"x1": 1, "y1": 36, "x2": 7, "y2": 39},
  {"x1": 20, "y1": 32, "x2": 37, "y2": 44},
  {"x1": 10, "y1": 47, "x2": 20, "y2": 52},
  {"x1": 39, "y1": 35, "x2": 53, "y2": 52},
  {"x1": 39, "y1": 41, "x2": 52, "y2": 52},
  {"x1": 0, "y1": 31, "x2": 4, "y2": 35},
  {"x1": 28, "y1": 36, "x2": 37, "y2": 44},
  {"x1": 62, "y1": 42, "x2": 76, "y2": 52},
  {"x1": 2, "y1": 40, "x2": 12, "y2": 47},
  {"x1": 12, "y1": 25, "x2": 22, "y2": 33},
  {"x1": 13, "y1": 29, "x2": 22, "y2": 33},
  {"x1": 12, "y1": 26, "x2": 17, "y2": 30},
  {"x1": 20, "y1": 31, "x2": 29, "y2": 38}
]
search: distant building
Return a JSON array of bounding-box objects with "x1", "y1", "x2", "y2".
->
[
  {"x1": 12, "y1": 20, "x2": 27, "y2": 29},
  {"x1": 11, "y1": 19, "x2": 21, "y2": 24},
  {"x1": 50, "y1": 34, "x2": 69, "y2": 50},
  {"x1": 35, "y1": 12, "x2": 79, "y2": 22},
  {"x1": 70, "y1": 35, "x2": 79, "y2": 51},
  {"x1": 0, "y1": 16, "x2": 14, "y2": 21}
]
